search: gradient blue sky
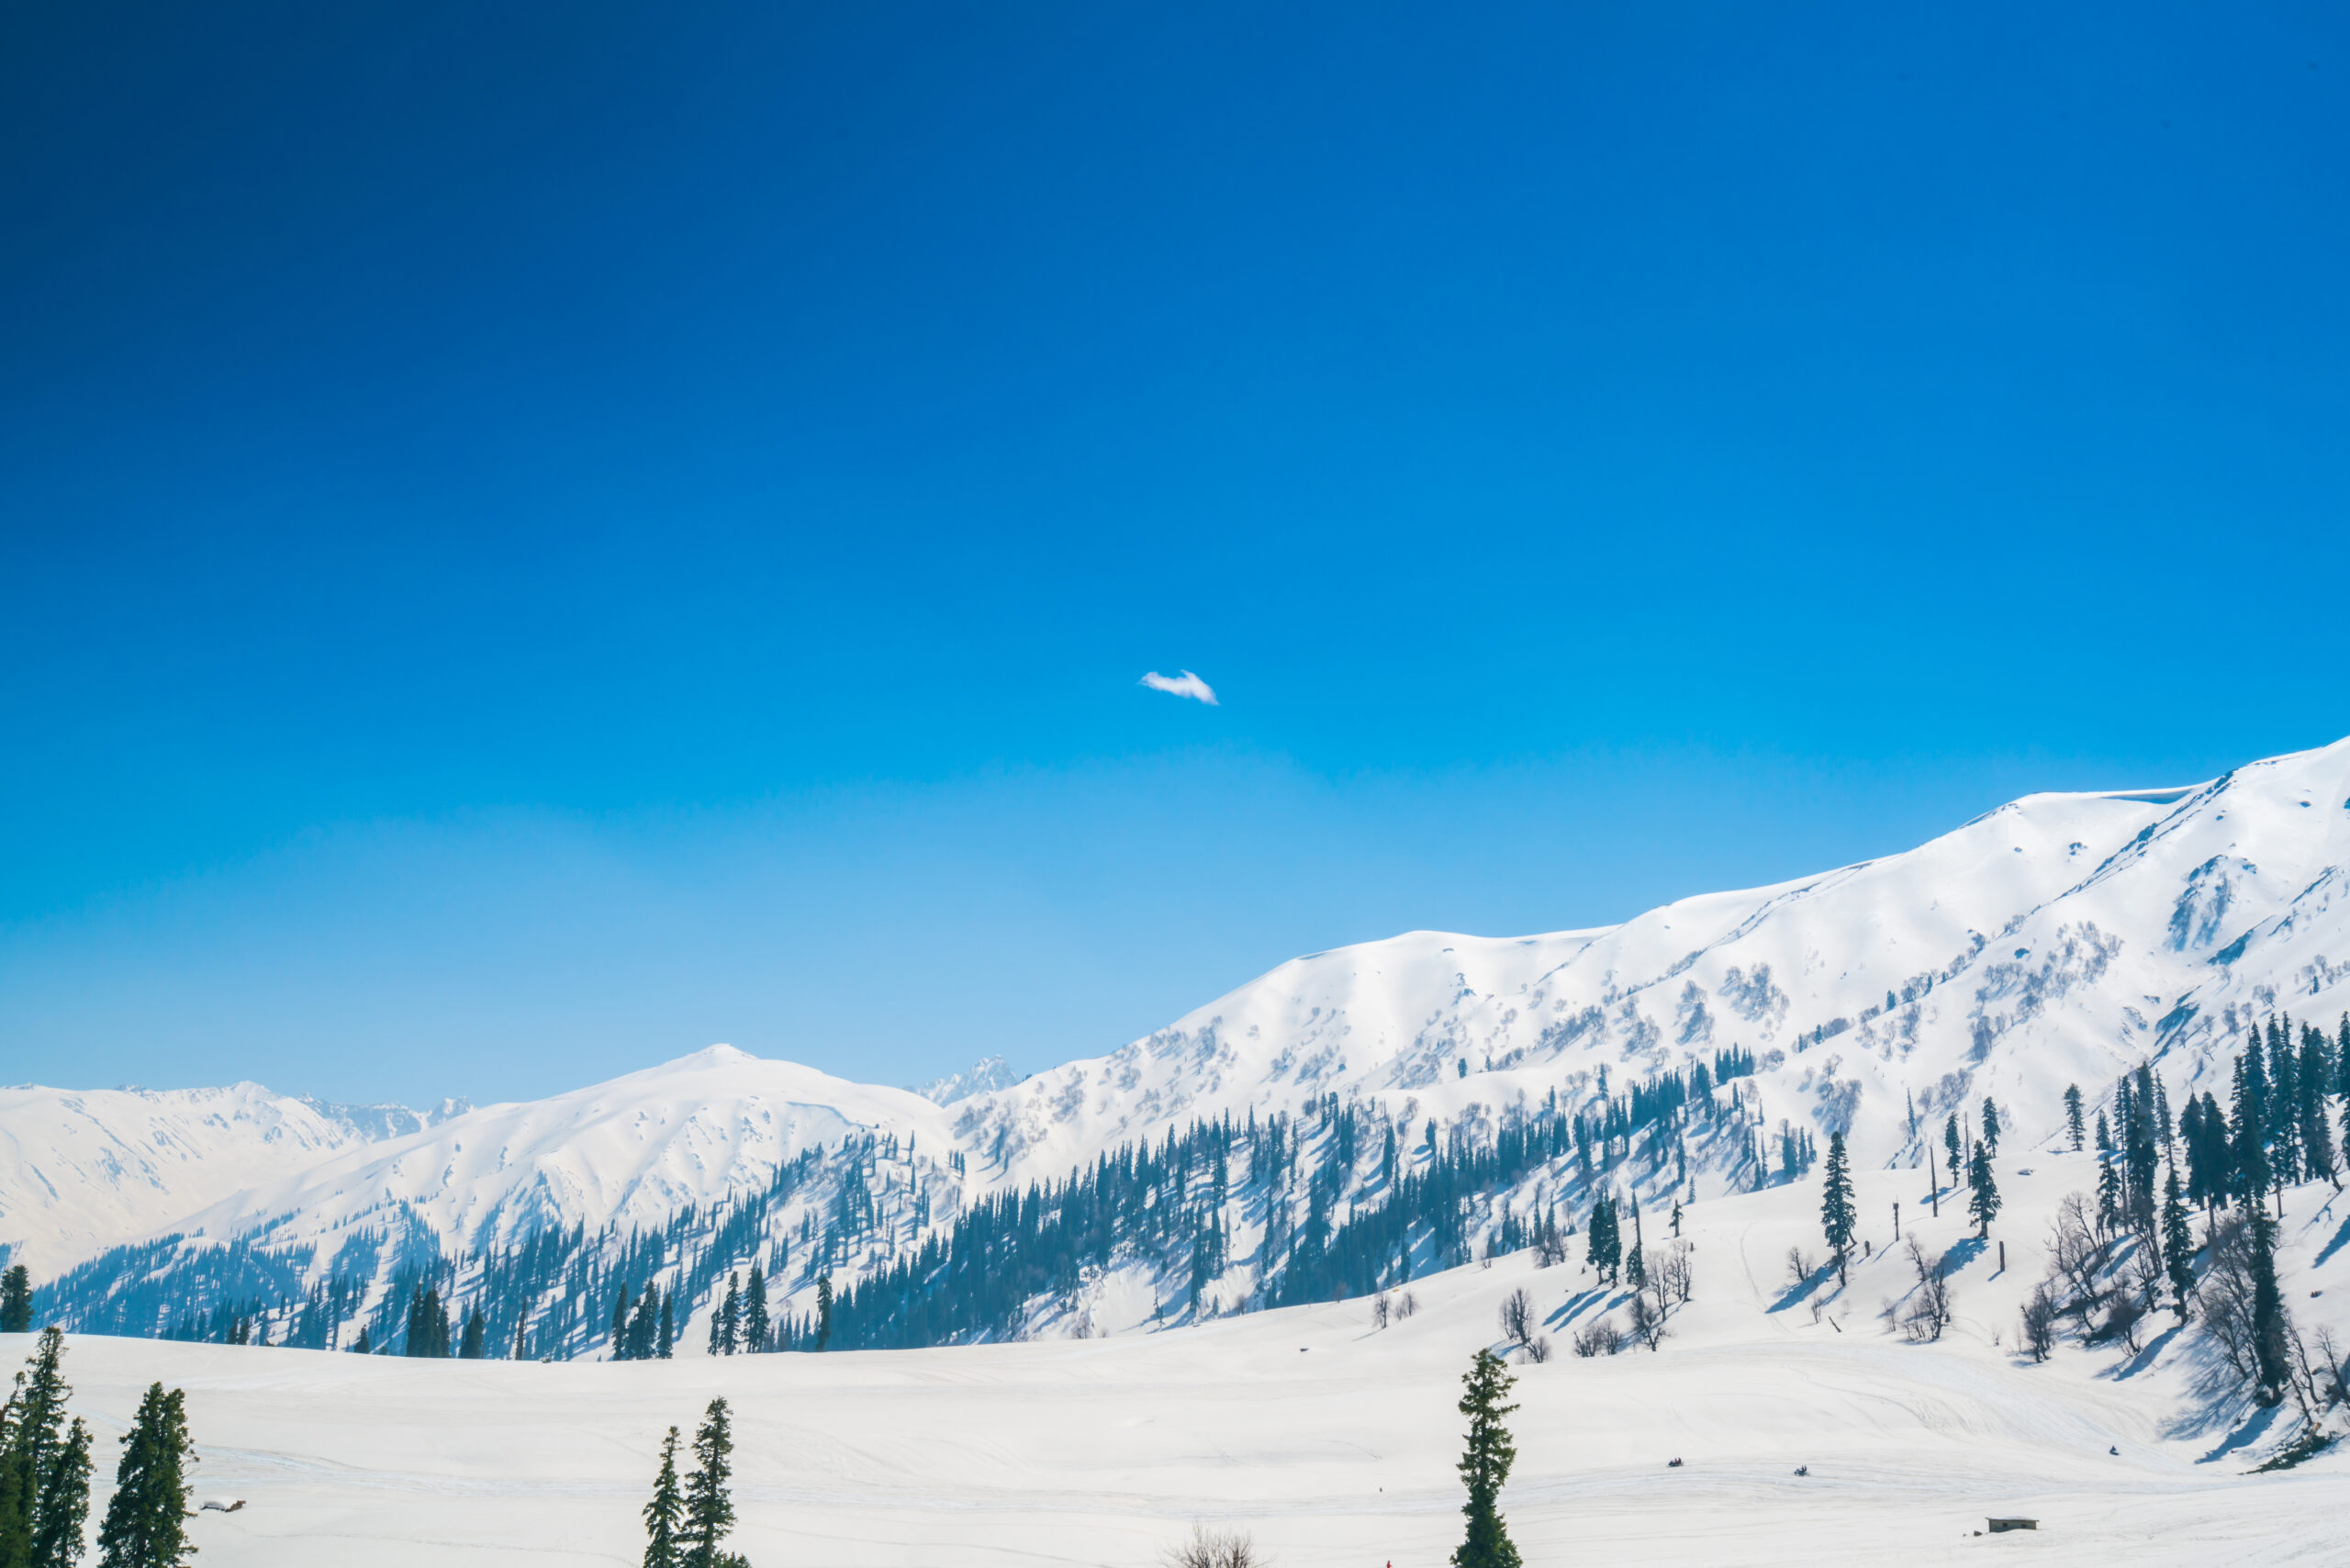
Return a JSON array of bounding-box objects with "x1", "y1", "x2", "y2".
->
[{"x1": 5, "y1": 1, "x2": 2345, "y2": 1105}]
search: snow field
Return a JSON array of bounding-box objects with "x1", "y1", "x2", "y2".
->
[{"x1": 20, "y1": 1154, "x2": 2350, "y2": 1566}]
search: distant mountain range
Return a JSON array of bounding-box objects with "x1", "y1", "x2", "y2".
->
[{"x1": 10, "y1": 735, "x2": 2348, "y2": 1357}]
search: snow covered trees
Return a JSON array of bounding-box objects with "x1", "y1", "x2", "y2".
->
[
  {"x1": 2064, "y1": 1084, "x2": 2085, "y2": 1152},
  {"x1": 1818, "y1": 1132, "x2": 1856, "y2": 1284},
  {"x1": 1450, "y1": 1350, "x2": 1521, "y2": 1568},
  {"x1": 95, "y1": 1382, "x2": 195, "y2": 1568}
]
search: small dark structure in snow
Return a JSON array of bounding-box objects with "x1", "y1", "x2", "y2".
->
[
  {"x1": 1986, "y1": 1518, "x2": 2037, "y2": 1533},
  {"x1": 199, "y1": 1500, "x2": 246, "y2": 1513}
]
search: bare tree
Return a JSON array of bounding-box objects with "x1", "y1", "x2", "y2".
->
[
  {"x1": 1571, "y1": 1316, "x2": 1623, "y2": 1358},
  {"x1": 2198, "y1": 1212, "x2": 2264, "y2": 1387},
  {"x1": 1626, "y1": 1291, "x2": 1669, "y2": 1352},
  {"x1": 1898, "y1": 1237, "x2": 1953, "y2": 1343},
  {"x1": 2045, "y1": 1193, "x2": 2113, "y2": 1325},
  {"x1": 2020, "y1": 1283, "x2": 2059, "y2": 1362},
  {"x1": 2128, "y1": 1238, "x2": 2168, "y2": 1318},
  {"x1": 1653, "y1": 1241, "x2": 1695, "y2": 1309},
  {"x1": 2100, "y1": 1293, "x2": 2148, "y2": 1354},
  {"x1": 1499, "y1": 1288, "x2": 1534, "y2": 1348},
  {"x1": 1395, "y1": 1292, "x2": 1418, "y2": 1320},
  {"x1": 1521, "y1": 1335, "x2": 1552, "y2": 1364},
  {"x1": 1371, "y1": 1293, "x2": 1390, "y2": 1330},
  {"x1": 1784, "y1": 1247, "x2": 1816, "y2": 1293},
  {"x1": 1165, "y1": 1526, "x2": 1264, "y2": 1568}
]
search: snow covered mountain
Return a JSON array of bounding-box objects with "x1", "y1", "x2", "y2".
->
[
  {"x1": 14, "y1": 734, "x2": 2350, "y2": 1356},
  {"x1": 0, "y1": 1084, "x2": 373, "y2": 1277},
  {"x1": 174, "y1": 1047, "x2": 956, "y2": 1258},
  {"x1": 957, "y1": 734, "x2": 2350, "y2": 1187}
]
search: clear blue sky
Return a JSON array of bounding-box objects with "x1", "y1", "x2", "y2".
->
[{"x1": 4, "y1": 1, "x2": 2344, "y2": 1105}]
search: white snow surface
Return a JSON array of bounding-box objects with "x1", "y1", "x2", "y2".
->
[{"x1": 19, "y1": 1152, "x2": 2350, "y2": 1567}]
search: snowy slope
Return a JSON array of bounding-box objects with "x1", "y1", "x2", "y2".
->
[
  {"x1": 19, "y1": 1148, "x2": 2350, "y2": 1568},
  {"x1": 173, "y1": 1046, "x2": 959, "y2": 1258},
  {"x1": 956, "y1": 736, "x2": 2350, "y2": 1185},
  {"x1": 0, "y1": 1083, "x2": 374, "y2": 1277}
]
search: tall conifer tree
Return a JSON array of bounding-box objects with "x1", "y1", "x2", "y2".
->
[
  {"x1": 642, "y1": 1426, "x2": 683, "y2": 1568},
  {"x1": 679, "y1": 1399, "x2": 735, "y2": 1568},
  {"x1": 95, "y1": 1383, "x2": 195, "y2": 1568},
  {"x1": 1819, "y1": 1132, "x2": 1856, "y2": 1284},
  {"x1": 1450, "y1": 1350, "x2": 1521, "y2": 1568}
]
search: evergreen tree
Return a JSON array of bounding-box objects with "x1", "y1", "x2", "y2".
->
[
  {"x1": 2096, "y1": 1158, "x2": 2123, "y2": 1234},
  {"x1": 1585, "y1": 1196, "x2": 1619, "y2": 1285},
  {"x1": 742, "y1": 1268, "x2": 769, "y2": 1355},
  {"x1": 2247, "y1": 1206, "x2": 2289, "y2": 1405},
  {"x1": 1980, "y1": 1098, "x2": 2001, "y2": 1156},
  {"x1": 1966, "y1": 1143, "x2": 2000, "y2": 1238},
  {"x1": 1943, "y1": 1114, "x2": 1962, "y2": 1178},
  {"x1": 31, "y1": 1417, "x2": 90, "y2": 1568},
  {"x1": 679, "y1": 1399, "x2": 735, "y2": 1568},
  {"x1": 2159, "y1": 1166, "x2": 2195, "y2": 1320},
  {"x1": 2063, "y1": 1085, "x2": 2084, "y2": 1151},
  {"x1": 815, "y1": 1277, "x2": 834, "y2": 1351},
  {"x1": 612, "y1": 1290, "x2": 632, "y2": 1361},
  {"x1": 1449, "y1": 1349, "x2": 1521, "y2": 1568},
  {"x1": 2094, "y1": 1109, "x2": 2112, "y2": 1156},
  {"x1": 719, "y1": 1276, "x2": 741, "y2": 1358},
  {"x1": 458, "y1": 1309, "x2": 486, "y2": 1361},
  {"x1": 95, "y1": 1383, "x2": 196, "y2": 1568},
  {"x1": 0, "y1": 1268, "x2": 30, "y2": 1335},
  {"x1": 642, "y1": 1426, "x2": 683, "y2": 1568},
  {"x1": 1818, "y1": 1131, "x2": 1856, "y2": 1284},
  {"x1": 2299, "y1": 1024, "x2": 2337, "y2": 1185},
  {"x1": 2232, "y1": 1049, "x2": 2273, "y2": 1206}
]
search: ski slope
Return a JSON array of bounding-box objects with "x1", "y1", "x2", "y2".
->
[{"x1": 23, "y1": 1148, "x2": 2350, "y2": 1567}]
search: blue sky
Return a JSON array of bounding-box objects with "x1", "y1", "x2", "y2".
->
[{"x1": 4, "y1": 2, "x2": 2345, "y2": 1104}]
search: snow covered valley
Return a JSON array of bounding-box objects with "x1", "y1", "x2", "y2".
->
[{"x1": 18, "y1": 1149, "x2": 2350, "y2": 1567}]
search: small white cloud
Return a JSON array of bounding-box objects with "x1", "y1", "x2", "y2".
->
[{"x1": 1139, "y1": 669, "x2": 1219, "y2": 706}]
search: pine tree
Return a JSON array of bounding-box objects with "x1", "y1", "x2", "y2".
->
[
  {"x1": 815, "y1": 1278, "x2": 834, "y2": 1351},
  {"x1": 679, "y1": 1398, "x2": 735, "y2": 1568},
  {"x1": 2247, "y1": 1206, "x2": 2289, "y2": 1405},
  {"x1": 1966, "y1": 1143, "x2": 2000, "y2": 1238},
  {"x1": 95, "y1": 1383, "x2": 196, "y2": 1568},
  {"x1": 743, "y1": 1268, "x2": 769, "y2": 1355},
  {"x1": 613, "y1": 1289, "x2": 632, "y2": 1361},
  {"x1": 657, "y1": 1291, "x2": 675, "y2": 1361},
  {"x1": 1819, "y1": 1132, "x2": 1856, "y2": 1284},
  {"x1": 2299, "y1": 1024, "x2": 2337, "y2": 1185},
  {"x1": 2232, "y1": 1049, "x2": 2273, "y2": 1206},
  {"x1": 1980, "y1": 1098, "x2": 2001, "y2": 1156},
  {"x1": 2159, "y1": 1166, "x2": 2195, "y2": 1320},
  {"x1": 642, "y1": 1425, "x2": 683, "y2": 1568},
  {"x1": 1449, "y1": 1349, "x2": 1521, "y2": 1568},
  {"x1": 0, "y1": 1268, "x2": 30, "y2": 1335},
  {"x1": 32, "y1": 1417, "x2": 91, "y2": 1568},
  {"x1": 2063, "y1": 1085, "x2": 2084, "y2": 1152},
  {"x1": 458, "y1": 1309, "x2": 486, "y2": 1361},
  {"x1": 719, "y1": 1276, "x2": 741, "y2": 1358}
]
